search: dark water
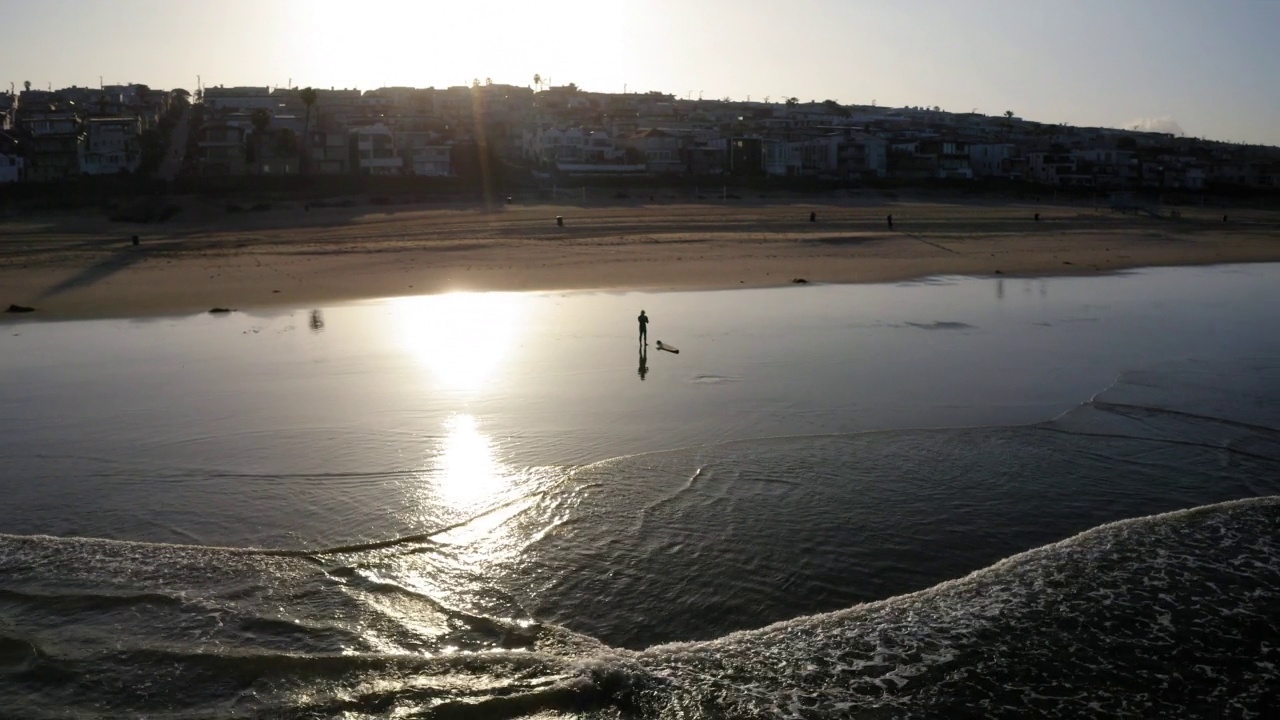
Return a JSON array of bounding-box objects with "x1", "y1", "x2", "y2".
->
[
  {"x1": 2, "y1": 267, "x2": 1280, "y2": 717},
  {"x1": 2, "y1": 359, "x2": 1278, "y2": 718}
]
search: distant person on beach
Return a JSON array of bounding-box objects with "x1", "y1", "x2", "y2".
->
[{"x1": 638, "y1": 310, "x2": 649, "y2": 344}]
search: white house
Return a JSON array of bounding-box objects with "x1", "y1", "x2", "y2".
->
[
  {"x1": 524, "y1": 126, "x2": 625, "y2": 166},
  {"x1": 582, "y1": 130, "x2": 624, "y2": 163},
  {"x1": 81, "y1": 117, "x2": 141, "y2": 175},
  {"x1": 523, "y1": 125, "x2": 584, "y2": 164}
]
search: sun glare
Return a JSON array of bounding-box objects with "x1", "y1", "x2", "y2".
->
[
  {"x1": 291, "y1": 0, "x2": 634, "y2": 91},
  {"x1": 392, "y1": 292, "x2": 526, "y2": 393}
]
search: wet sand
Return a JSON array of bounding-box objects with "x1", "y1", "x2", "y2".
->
[{"x1": 2, "y1": 198, "x2": 1278, "y2": 320}]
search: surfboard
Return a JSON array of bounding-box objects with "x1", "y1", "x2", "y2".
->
[{"x1": 656, "y1": 341, "x2": 680, "y2": 354}]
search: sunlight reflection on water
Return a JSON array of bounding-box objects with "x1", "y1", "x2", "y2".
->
[
  {"x1": 430, "y1": 413, "x2": 510, "y2": 511},
  {"x1": 392, "y1": 292, "x2": 528, "y2": 393},
  {"x1": 2, "y1": 264, "x2": 1279, "y2": 552}
]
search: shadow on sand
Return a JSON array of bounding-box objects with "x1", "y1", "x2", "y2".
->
[{"x1": 35, "y1": 241, "x2": 182, "y2": 300}]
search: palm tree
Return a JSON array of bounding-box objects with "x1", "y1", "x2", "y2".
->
[
  {"x1": 785, "y1": 97, "x2": 798, "y2": 108},
  {"x1": 250, "y1": 108, "x2": 271, "y2": 173},
  {"x1": 533, "y1": 73, "x2": 542, "y2": 91},
  {"x1": 23, "y1": 80, "x2": 30, "y2": 93},
  {"x1": 1005, "y1": 110, "x2": 1014, "y2": 119},
  {"x1": 300, "y1": 87, "x2": 318, "y2": 174}
]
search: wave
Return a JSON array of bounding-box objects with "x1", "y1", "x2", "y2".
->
[
  {"x1": 3, "y1": 497, "x2": 1277, "y2": 717},
  {"x1": 631, "y1": 496, "x2": 1280, "y2": 718}
]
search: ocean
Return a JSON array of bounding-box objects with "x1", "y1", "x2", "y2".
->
[{"x1": 1, "y1": 264, "x2": 1278, "y2": 718}]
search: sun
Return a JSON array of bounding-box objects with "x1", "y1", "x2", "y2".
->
[{"x1": 288, "y1": 0, "x2": 634, "y2": 91}]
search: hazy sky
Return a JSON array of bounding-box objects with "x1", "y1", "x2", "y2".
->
[{"x1": 3, "y1": 0, "x2": 1278, "y2": 145}]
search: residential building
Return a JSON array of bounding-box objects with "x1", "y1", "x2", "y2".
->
[
  {"x1": 408, "y1": 145, "x2": 452, "y2": 176},
  {"x1": 1073, "y1": 149, "x2": 1137, "y2": 189},
  {"x1": 837, "y1": 132, "x2": 889, "y2": 178},
  {"x1": 202, "y1": 86, "x2": 280, "y2": 113},
  {"x1": 523, "y1": 126, "x2": 625, "y2": 167},
  {"x1": 1252, "y1": 163, "x2": 1280, "y2": 188},
  {"x1": 581, "y1": 130, "x2": 624, "y2": 163},
  {"x1": 350, "y1": 123, "x2": 402, "y2": 175},
  {"x1": 0, "y1": 131, "x2": 23, "y2": 183},
  {"x1": 624, "y1": 128, "x2": 684, "y2": 174},
  {"x1": 969, "y1": 143, "x2": 1017, "y2": 178},
  {"x1": 196, "y1": 123, "x2": 248, "y2": 176},
  {"x1": 0, "y1": 93, "x2": 14, "y2": 130},
  {"x1": 888, "y1": 140, "x2": 938, "y2": 180},
  {"x1": 81, "y1": 117, "x2": 141, "y2": 175},
  {"x1": 396, "y1": 132, "x2": 452, "y2": 176},
  {"x1": 21, "y1": 113, "x2": 84, "y2": 182},
  {"x1": 309, "y1": 89, "x2": 364, "y2": 130},
  {"x1": 1026, "y1": 152, "x2": 1080, "y2": 185},
  {"x1": 919, "y1": 139, "x2": 972, "y2": 179},
  {"x1": 249, "y1": 127, "x2": 300, "y2": 175},
  {"x1": 1210, "y1": 162, "x2": 1253, "y2": 186},
  {"x1": 724, "y1": 137, "x2": 765, "y2": 175},
  {"x1": 682, "y1": 142, "x2": 725, "y2": 175},
  {"x1": 764, "y1": 135, "x2": 840, "y2": 177},
  {"x1": 306, "y1": 130, "x2": 351, "y2": 175}
]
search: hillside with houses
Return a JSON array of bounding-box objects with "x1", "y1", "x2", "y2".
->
[{"x1": 3, "y1": 80, "x2": 1279, "y2": 195}]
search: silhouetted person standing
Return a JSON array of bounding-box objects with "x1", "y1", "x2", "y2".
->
[{"x1": 638, "y1": 310, "x2": 649, "y2": 344}]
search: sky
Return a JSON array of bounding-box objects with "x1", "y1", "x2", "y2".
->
[{"x1": 3, "y1": 0, "x2": 1279, "y2": 146}]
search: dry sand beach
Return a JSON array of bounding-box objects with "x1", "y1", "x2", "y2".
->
[{"x1": 2, "y1": 196, "x2": 1278, "y2": 319}]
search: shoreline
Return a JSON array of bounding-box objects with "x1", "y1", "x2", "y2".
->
[{"x1": 3, "y1": 199, "x2": 1278, "y2": 322}]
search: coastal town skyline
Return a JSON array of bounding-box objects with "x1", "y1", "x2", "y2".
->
[{"x1": 3, "y1": 0, "x2": 1280, "y2": 148}]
